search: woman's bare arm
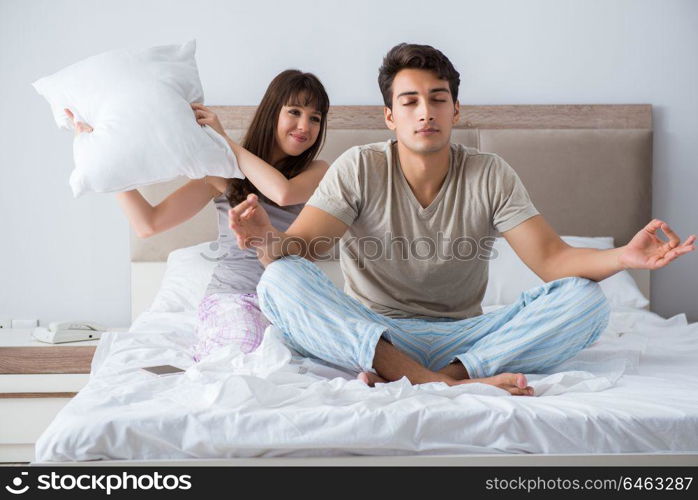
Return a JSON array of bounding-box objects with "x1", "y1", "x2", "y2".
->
[
  {"x1": 116, "y1": 179, "x2": 221, "y2": 238},
  {"x1": 215, "y1": 143, "x2": 328, "y2": 206},
  {"x1": 283, "y1": 160, "x2": 329, "y2": 205}
]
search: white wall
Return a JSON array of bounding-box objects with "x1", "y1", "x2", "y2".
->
[{"x1": 1, "y1": 0, "x2": 696, "y2": 327}]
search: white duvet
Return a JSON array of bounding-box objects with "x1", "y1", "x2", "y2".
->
[{"x1": 35, "y1": 306, "x2": 698, "y2": 461}]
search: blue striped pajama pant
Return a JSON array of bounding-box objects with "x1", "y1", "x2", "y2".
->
[{"x1": 257, "y1": 255, "x2": 611, "y2": 378}]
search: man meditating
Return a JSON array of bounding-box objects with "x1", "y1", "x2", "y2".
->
[{"x1": 229, "y1": 43, "x2": 696, "y2": 396}]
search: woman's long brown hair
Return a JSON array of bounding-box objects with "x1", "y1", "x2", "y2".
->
[{"x1": 225, "y1": 69, "x2": 329, "y2": 207}]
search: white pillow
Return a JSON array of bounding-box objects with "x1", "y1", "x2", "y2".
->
[
  {"x1": 149, "y1": 242, "x2": 344, "y2": 313},
  {"x1": 32, "y1": 40, "x2": 242, "y2": 197},
  {"x1": 149, "y1": 241, "x2": 218, "y2": 313},
  {"x1": 483, "y1": 236, "x2": 649, "y2": 309}
]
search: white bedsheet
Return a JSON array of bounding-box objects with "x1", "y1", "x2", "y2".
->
[{"x1": 35, "y1": 306, "x2": 698, "y2": 461}]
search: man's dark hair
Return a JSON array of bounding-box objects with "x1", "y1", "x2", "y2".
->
[{"x1": 378, "y1": 43, "x2": 460, "y2": 108}]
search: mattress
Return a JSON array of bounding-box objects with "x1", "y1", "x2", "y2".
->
[{"x1": 35, "y1": 305, "x2": 698, "y2": 462}]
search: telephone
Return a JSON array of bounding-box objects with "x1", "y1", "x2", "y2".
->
[{"x1": 33, "y1": 321, "x2": 107, "y2": 344}]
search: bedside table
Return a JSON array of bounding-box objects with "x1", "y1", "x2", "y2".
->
[{"x1": 0, "y1": 328, "x2": 120, "y2": 463}]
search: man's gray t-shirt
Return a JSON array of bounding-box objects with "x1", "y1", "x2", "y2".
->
[{"x1": 306, "y1": 139, "x2": 540, "y2": 320}]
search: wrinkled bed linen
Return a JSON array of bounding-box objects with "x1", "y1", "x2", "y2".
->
[{"x1": 35, "y1": 306, "x2": 698, "y2": 461}]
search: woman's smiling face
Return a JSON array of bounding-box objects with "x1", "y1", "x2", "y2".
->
[{"x1": 274, "y1": 95, "x2": 323, "y2": 159}]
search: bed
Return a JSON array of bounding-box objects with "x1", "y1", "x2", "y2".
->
[{"x1": 33, "y1": 105, "x2": 698, "y2": 465}]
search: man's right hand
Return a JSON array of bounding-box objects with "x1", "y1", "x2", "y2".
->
[
  {"x1": 64, "y1": 109, "x2": 93, "y2": 136},
  {"x1": 228, "y1": 194, "x2": 277, "y2": 250}
]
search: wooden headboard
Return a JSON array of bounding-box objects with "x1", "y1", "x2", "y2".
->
[{"x1": 130, "y1": 105, "x2": 652, "y2": 318}]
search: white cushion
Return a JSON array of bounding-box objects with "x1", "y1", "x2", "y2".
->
[
  {"x1": 483, "y1": 236, "x2": 649, "y2": 309},
  {"x1": 32, "y1": 40, "x2": 242, "y2": 197},
  {"x1": 149, "y1": 241, "x2": 218, "y2": 313},
  {"x1": 149, "y1": 242, "x2": 344, "y2": 313}
]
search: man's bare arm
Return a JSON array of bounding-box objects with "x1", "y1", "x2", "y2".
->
[
  {"x1": 501, "y1": 215, "x2": 625, "y2": 282},
  {"x1": 502, "y1": 215, "x2": 696, "y2": 282}
]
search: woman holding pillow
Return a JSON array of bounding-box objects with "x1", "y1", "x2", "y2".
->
[{"x1": 66, "y1": 69, "x2": 330, "y2": 360}]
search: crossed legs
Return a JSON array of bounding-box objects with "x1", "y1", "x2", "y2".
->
[
  {"x1": 358, "y1": 339, "x2": 534, "y2": 396},
  {"x1": 258, "y1": 256, "x2": 609, "y2": 398}
]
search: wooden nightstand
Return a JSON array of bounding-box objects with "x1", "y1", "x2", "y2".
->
[{"x1": 0, "y1": 329, "x2": 114, "y2": 463}]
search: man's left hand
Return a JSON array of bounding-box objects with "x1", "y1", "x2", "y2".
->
[{"x1": 619, "y1": 219, "x2": 696, "y2": 270}]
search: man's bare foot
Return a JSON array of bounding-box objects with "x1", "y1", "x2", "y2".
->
[
  {"x1": 358, "y1": 370, "x2": 532, "y2": 395},
  {"x1": 452, "y1": 372, "x2": 534, "y2": 396},
  {"x1": 357, "y1": 371, "x2": 387, "y2": 386}
]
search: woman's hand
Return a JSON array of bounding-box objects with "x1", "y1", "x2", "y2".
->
[
  {"x1": 64, "y1": 109, "x2": 93, "y2": 136},
  {"x1": 228, "y1": 194, "x2": 276, "y2": 250},
  {"x1": 191, "y1": 102, "x2": 226, "y2": 138}
]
